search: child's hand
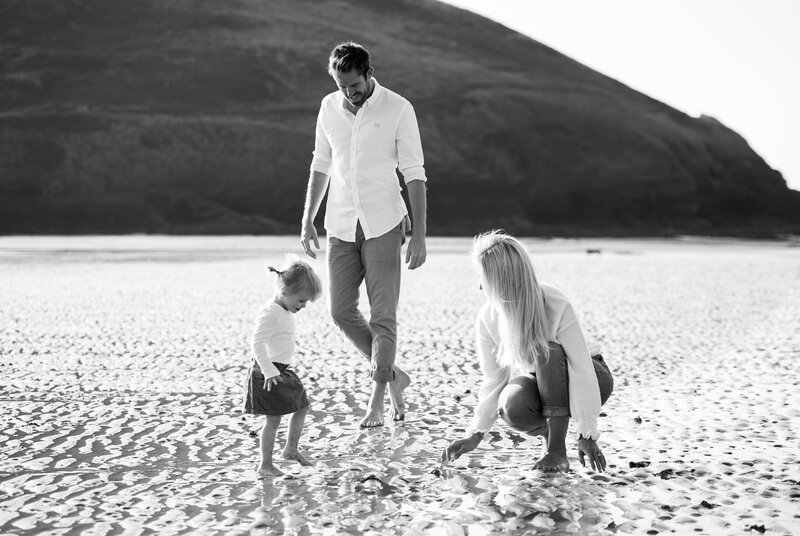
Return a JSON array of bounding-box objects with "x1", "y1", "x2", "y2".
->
[{"x1": 264, "y1": 374, "x2": 285, "y2": 391}]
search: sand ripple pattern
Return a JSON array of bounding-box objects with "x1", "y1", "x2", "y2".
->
[{"x1": 1, "y1": 237, "x2": 799, "y2": 535}]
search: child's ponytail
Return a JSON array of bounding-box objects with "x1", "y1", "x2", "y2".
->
[{"x1": 266, "y1": 258, "x2": 322, "y2": 301}]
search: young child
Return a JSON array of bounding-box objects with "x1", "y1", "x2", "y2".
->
[{"x1": 243, "y1": 258, "x2": 322, "y2": 477}]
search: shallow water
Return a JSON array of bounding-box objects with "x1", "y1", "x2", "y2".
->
[{"x1": 1, "y1": 236, "x2": 799, "y2": 535}]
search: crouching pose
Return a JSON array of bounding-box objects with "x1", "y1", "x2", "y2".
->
[{"x1": 442, "y1": 231, "x2": 614, "y2": 472}]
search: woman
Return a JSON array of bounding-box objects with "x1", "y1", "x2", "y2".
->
[{"x1": 441, "y1": 231, "x2": 614, "y2": 472}]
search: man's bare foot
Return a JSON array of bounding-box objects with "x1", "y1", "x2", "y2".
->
[
  {"x1": 257, "y1": 464, "x2": 284, "y2": 477},
  {"x1": 359, "y1": 408, "x2": 384, "y2": 428},
  {"x1": 533, "y1": 451, "x2": 569, "y2": 472},
  {"x1": 283, "y1": 449, "x2": 313, "y2": 466},
  {"x1": 388, "y1": 368, "x2": 411, "y2": 421},
  {"x1": 360, "y1": 383, "x2": 386, "y2": 428}
]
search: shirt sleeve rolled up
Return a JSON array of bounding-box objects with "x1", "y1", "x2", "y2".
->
[
  {"x1": 310, "y1": 103, "x2": 332, "y2": 176},
  {"x1": 396, "y1": 103, "x2": 427, "y2": 184}
]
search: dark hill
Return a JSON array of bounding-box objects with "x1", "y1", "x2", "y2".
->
[{"x1": 2, "y1": 0, "x2": 799, "y2": 236}]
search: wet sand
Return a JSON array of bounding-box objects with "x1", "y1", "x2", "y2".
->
[{"x1": 1, "y1": 236, "x2": 799, "y2": 535}]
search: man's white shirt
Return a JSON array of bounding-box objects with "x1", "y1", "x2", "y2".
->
[{"x1": 310, "y1": 79, "x2": 427, "y2": 241}]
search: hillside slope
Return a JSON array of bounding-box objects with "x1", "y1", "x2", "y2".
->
[{"x1": 1, "y1": 0, "x2": 798, "y2": 236}]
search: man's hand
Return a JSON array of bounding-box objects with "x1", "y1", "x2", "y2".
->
[
  {"x1": 403, "y1": 180, "x2": 426, "y2": 269},
  {"x1": 263, "y1": 373, "x2": 285, "y2": 391},
  {"x1": 405, "y1": 234, "x2": 426, "y2": 270},
  {"x1": 577, "y1": 436, "x2": 607, "y2": 472},
  {"x1": 301, "y1": 221, "x2": 320, "y2": 259},
  {"x1": 441, "y1": 433, "x2": 482, "y2": 463}
]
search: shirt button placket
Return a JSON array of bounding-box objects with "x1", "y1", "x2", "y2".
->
[{"x1": 351, "y1": 112, "x2": 361, "y2": 231}]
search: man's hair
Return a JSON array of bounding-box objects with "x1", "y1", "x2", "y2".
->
[{"x1": 327, "y1": 41, "x2": 371, "y2": 77}]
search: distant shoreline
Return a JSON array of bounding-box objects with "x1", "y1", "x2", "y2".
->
[
  {"x1": 3, "y1": 224, "x2": 799, "y2": 241},
  {"x1": 1, "y1": 234, "x2": 796, "y2": 264},
  {"x1": 1, "y1": 232, "x2": 798, "y2": 242}
]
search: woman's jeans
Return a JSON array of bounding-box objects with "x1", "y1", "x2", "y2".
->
[{"x1": 497, "y1": 344, "x2": 614, "y2": 434}]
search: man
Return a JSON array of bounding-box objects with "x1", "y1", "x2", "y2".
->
[{"x1": 300, "y1": 41, "x2": 428, "y2": 428}]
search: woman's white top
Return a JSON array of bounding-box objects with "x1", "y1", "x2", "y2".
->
[
  {"x1": 467, "y1": 283, "x2": 603, "y2": 440},
  {"x1": 250, "y1": 301, "x2": 295, "y2": 379}
]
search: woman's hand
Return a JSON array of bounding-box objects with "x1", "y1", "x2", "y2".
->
[
  {"x1": 441, "y1": 432, "x2": 483, "y2": 464},
  {"x1": 577, "y1": 436, "x2": 607, "y2": 472},
  {"x1": 263, "y1": 373, "x2": 285, "y2": 391}
]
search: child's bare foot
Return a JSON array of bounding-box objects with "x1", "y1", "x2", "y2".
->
[
  {"x1": 533, "y1": 451, "x2": 569, "y2": 472},
  {"x1": 257, "y1": 464, "x2": 284, "y2": 477},
  {"x1": 283, "y1": 449, "x2": 313, "y2": 466},
  {"x1": 388, "y1": 368, "x2": 411, "y2": 422}
]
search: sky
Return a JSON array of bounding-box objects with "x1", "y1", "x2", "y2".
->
[{"x1": 439, "y1": 0, "x2": 800, "y2": 192}]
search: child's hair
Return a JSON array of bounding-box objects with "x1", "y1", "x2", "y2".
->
[
  {"x1": 267, "y1": 256, "x2": 322, "y2": 301},
  {"x1": 472, "y1": 230, "x2": 551, "y2": 369}
]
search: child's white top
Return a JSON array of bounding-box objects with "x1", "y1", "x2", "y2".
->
[
  {"x1": 468, "y1": 283, "x2": 603, "y2": 440},
  {"x1": 251, "y1": 300, "x2": 295, "y2": 379}
]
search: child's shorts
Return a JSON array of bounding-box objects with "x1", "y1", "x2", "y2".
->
[{"x1": 242, "y1": 362, "x2": 310, "y2": 416}]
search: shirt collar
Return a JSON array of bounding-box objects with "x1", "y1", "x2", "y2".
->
[
  {"x1": 362, "y1": 78, "x2": 382, "y2": 108},
  {"x1": 340, "y1": 78, "x2": 382, "y2": 111}
]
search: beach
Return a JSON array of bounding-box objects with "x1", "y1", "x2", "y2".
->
[{"x1": 1, "y1": 236, "x2": 798, "y2": 535}]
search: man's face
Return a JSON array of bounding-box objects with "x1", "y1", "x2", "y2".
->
[{"x1": 333, "y1": 68, "x2": 372, "y2": 107}]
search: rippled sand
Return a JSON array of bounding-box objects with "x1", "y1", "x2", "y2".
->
[{"x1": 1, "y1": 236, "x2": 798, "y2": 535}]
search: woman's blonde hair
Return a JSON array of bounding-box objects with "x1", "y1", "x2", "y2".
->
[
  {"x1": 472, "y1": 230, "x2": 550, "y2": 368},
  {"x1": 267, "y1": 256, "x2": 322, "y2": 301}
]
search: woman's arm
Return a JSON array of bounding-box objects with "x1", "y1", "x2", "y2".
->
[
  {"x1": 443, "y1": 303, "x2": 509, "y2": 463},
  {"x1": 467, "y1": 303, "x2": 511, "y2": 437},
  {"x1": 557, "y1": 302, "x2": 602, "y2": 440}
]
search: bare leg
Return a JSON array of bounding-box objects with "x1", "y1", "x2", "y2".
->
[
  {"x1": 360, "y1": 381, "x2": 387, "y2": 428},
  {"x1": 258, "y1": 415, "x2": 283, "y2": 476},
  {"x1": 533, "y1": 416, "x2": 570, "y2": 472},
  {"x1": 282, "y1": 406, "x2": 312, "y2": 466}
]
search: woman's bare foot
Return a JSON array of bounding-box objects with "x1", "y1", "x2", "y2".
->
[
  {"x1": 533, "y1": 451, "x2": 569, "y2": 472},
  {"x1": 388, "y1": 368, "x2": 411, "y2": 421},
  {"x1": 283, "y1": 449, "x2": 313, "y2": 466},
  {"x1": 257, "y1": 464, "x2": 284, "y2": 477},
  {"x1": 534, "y1": 416, "x2": 569, "y2": 472}
]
